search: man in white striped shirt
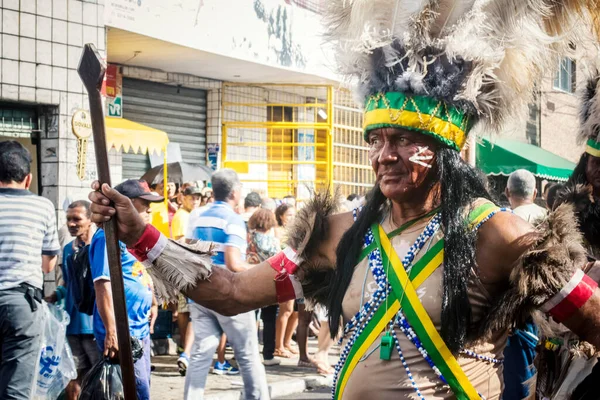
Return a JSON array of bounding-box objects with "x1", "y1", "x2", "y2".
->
[{"x1": 0, "y1": 141, "x2": 60, "y2": 400}]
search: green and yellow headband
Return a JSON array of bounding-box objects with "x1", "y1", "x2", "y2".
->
[
  {"x1": 586, "y1": 139, "x2": 600, "y2": 157},
  {"x1": 363, "y1": 92, "x2": 474, "y2": 151}
]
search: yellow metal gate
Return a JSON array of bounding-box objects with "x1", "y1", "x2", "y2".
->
[
  {"x1": 332, "y1": 89, "x2": 374, "y2": 197},
  {"x1": 221, "y1": 83, "x2": 333, "y2": 201},
  {"x1": 221, "y1": 84, "x2": 373, "y2": 200}
]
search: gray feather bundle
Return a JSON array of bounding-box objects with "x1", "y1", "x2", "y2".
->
[
  {"x1": 325, "y1": 0, "x2": 599, "y2": 133},
  {"x1": 143, "y1": 240, "x2": 214, "y2": 302},
  {"x1": 580, "y1": 73, "x2": 600, "y2": 144}
]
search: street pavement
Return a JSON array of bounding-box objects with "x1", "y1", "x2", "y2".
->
[
  {"x1": 274, "y1": 387, "x2": 331, "y2": 399},
  {"x1": 150, "y1": 337, "x2": 339, "y2": 399}
]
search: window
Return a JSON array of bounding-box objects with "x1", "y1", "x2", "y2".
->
[{"x1": 553, "y1": 58, "x2": 576, "y2": 93}]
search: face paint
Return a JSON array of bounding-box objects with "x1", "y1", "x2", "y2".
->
[{"x1": 408, "y1": 146, "x2": 433, "y2": 168}]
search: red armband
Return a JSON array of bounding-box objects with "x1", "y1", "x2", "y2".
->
[
  {"x1": 541, "y1": 269, "x2": 598, "y2": 323},
  {"x1": 127, "y1": 224, "x2": 168, "y2": 263},
  {"x1": 268, "y1": 247, "x2": 304, "y2": 303}
]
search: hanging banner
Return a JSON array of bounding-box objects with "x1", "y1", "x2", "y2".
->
[{"x1": 103, "y1": 64, "x2": 123, "y2": 118}]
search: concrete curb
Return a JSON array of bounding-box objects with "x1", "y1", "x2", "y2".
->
[{"x1": 204, "y1": 375, "x2": 333, "y2": 400}]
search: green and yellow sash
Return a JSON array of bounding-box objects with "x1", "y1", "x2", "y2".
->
[{"x1": 334, "y1": 203, "x2": 500, "y2": 399}]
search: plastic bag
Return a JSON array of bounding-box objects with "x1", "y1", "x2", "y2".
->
[
  {"x1": 33, "y1": 302, "x2": 77, "y2": 399},
  {"x1": 79, "y1": 358, "x2": 124, "y2": 400},
  {"x1": 78, "y1": 337, "x2": 143, "y2": 400}
]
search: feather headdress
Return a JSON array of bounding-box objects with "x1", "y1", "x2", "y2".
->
[
  {"x1": 581, "y1": 71, "x2": 600, "y2": 156},
  {"x1": 325, "y1": 0, "x2": 600, "y2": 150}
]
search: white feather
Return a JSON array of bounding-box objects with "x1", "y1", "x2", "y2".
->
[{"x1": 325, "y1": 0, "x2": 599, "y2": 135}]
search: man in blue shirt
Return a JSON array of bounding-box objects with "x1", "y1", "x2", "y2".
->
[
  {"x1": 184, "y1": 169, "x2": 269, "y2": 400},
  {"x1": 47, "y1": 200, "x2": 99, "y2": 400},
  {"x1": 89, "y1": 180, "x2": 162, "y2": 400}
]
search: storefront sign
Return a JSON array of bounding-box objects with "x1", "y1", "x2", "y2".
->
[
  {"x1": 71, "y1": 110, "x2": 92, "y2": 139},
  {"x1": 108, "y1": 96, "x2": 123, "y2": 118},
  {"x1": 102, "y1": 64, "x2": 123, "y2": 118},
  {"x1": 104, "y1": 64, "x2": 119, "y2": 98},
  {"x1": 208, "y1": 144, "x2": 219, "y2": 170}
]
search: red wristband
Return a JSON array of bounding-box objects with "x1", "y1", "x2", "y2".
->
[
  {"x1": 541, "y1": 269, "x2": 598, "y2": 323},
  {"x1": 127, "y1": 224, "x2": 168, "y2": 262},
  {"x1": 268, "y1": 248, "x2": 303, "y2": 303}
]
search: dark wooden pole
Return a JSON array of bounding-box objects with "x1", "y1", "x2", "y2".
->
[{"x1": 77, "y1": 43, "x2": 137, "y2": 400}]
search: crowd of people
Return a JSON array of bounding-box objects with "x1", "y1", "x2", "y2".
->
[
  {"x1": 3, "y1": 135, "x2": 598, "y2": 400},
  {"x1": 0, "y1": 139, "x2": 353, "y2": 400}
]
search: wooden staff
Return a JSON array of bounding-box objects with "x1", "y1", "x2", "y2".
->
[{"x1": 77, "y1": 43, "x2": 137, "y2": 400}]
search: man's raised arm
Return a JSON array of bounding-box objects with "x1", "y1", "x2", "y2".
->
[{"x1": 89, "y1": 182, "x2": 348, "y2": 315}]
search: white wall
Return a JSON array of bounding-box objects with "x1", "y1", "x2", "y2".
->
[{"x1": 104, "y1": 0, "x2": 335, "y2": 80}]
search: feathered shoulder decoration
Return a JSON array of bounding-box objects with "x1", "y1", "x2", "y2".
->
[{"x1": 325, "y1": 0, "x2": 600, "y2": 149}]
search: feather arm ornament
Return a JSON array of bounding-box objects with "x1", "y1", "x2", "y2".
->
[{"x1": 325, "y1": 0, "x2": 600, "y2": 135}]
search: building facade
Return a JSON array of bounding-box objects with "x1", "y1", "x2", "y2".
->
[
  {"x1": 3, "y1": 1, "x2": 591, "y2": 290},
  {"x1": 0, "y1": 0, "x2": 374, "y2": 289}
]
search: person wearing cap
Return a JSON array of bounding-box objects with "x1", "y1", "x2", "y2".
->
[
  {"x1": 88, "y1": 179, "x2": 163, "y2": 400},
  {"x1": 171, "y1": 186, "x2": 202, "y2": 375},
  {"x1": 172, "y1": 186, "x2": 202, "y2": 241},
  {"x1": 150, "y1": 180, "x2": 178, "y2": 238}
]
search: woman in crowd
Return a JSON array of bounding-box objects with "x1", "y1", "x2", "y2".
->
[
  {"x1": 273, "y1": 203, "x2": 299, "y2": 357},
  {"x1": 247, "y1": 209, "x2": 282, "y2": 366}
]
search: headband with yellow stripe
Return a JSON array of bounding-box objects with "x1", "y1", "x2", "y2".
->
[
  {"x1": 586, "y1": 139, "x2": 600, "y2": 157},
  {"x1": 363, "y1": 92, "x2": 475, "y2": 152}
]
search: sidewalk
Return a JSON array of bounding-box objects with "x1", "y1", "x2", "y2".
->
[{"x1": 150, "y1": 338, "x2": 339, "y2": 399}]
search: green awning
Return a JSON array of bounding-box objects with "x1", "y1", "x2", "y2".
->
[{"x1": 476, "y1": 138, "x2": 576, "y2": 181}]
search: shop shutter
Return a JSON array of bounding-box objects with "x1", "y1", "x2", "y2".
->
[{"x1": 121, "y1": 78, "x2": 207, "y2": 180}]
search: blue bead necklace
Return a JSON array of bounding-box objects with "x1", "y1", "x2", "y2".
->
[{"x1": 332, "y1": 214, "x2": 440, "y2": 399}]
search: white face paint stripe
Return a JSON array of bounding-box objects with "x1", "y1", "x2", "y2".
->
[{"x1": 409, "y1": 146, "x2": 433, "y2": 168}]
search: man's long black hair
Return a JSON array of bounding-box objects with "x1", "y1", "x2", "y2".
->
[{"x1": 327, "y1": 147, "x2": 493, "y2": 353}]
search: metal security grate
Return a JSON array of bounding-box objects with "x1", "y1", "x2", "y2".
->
[
  {"x1": 0, "y1": 108, "x2": 39, "y2": 138},
  {"x1": 121, "y1": 78, "x2": 207, "y2": 180}
]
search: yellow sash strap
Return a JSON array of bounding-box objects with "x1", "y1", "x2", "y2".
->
[
  {"x1": 378, "y1": 226, "x2": 481, "y2": 399},
  {"x1": 335, "y1": 239, "x2": 444, "y2": 399}
]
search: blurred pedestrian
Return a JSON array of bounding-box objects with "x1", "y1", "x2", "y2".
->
[
  {"x1": 542, "y1": 182, "x2": 554, "y2": 203},
  {"x1": 172, "y1": 186, "x2": 202, "y2": 241},
  {"x1": 150, "y1": 180, "x2": 178, "y2": 237},
  {"x1": 282, "y1": 195, "x2": 296, "y2": 208},
  {"x1": 546, "y1": 183, "x2": 565, "y2": 210},
  {"x1": 247, "y1": 209, "x2": 281, "y2": 366},
  {"x1": 46, "y1": 200, "x2": 99, "y2": 400},
  {"x1": 274, "y1": 203, "x2": 296, "y2": 243},
  {"x1": 0, "y1": 141, "x2": 60, "y2": 400},
  {"x1": 175, "y1": 182, "x2": 194, "y2": 207},
  {"x1": 170, "y1": 185, "x2": 202, "y2": 375},
  {"x1": 241, "y1": 192, "x2": 262, "y2": 223},
  {"x1": 89, "y1": 180, "x2": 162, "y2": 400},
  {"x1": 506, "y1": 169, "x2": 547, "y2": 225},
  {"x1": 261, "y1": 197, "x2": 277, "y2": 212},
  {"x1": 311, "y1": 305, "x2": 335, "y2": 375},
  {"x1": 273, "y1": 203, "x2": 299, "y2": 358},
  {"x1": 185, "y1": 169, "x2": 268, "y2": 400}
]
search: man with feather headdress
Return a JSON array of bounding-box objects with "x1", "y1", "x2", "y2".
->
[
  {"x1": 535, "y1": 72, "x2": 600, "y2": 400},
  {"x1": 87, "y1": 1, "x2": 600, "y2": 399}
]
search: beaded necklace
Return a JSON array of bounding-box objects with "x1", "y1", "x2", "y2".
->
[
  {"x1": 334, "y1": 207, "x2": 507, "y2": 399},
  {"x1": 332, "y1": 214, "x2": 440, "y2": 399}
]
